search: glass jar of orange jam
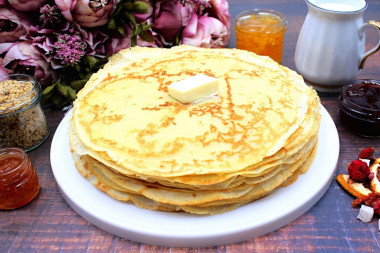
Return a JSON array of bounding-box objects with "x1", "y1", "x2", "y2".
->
[
  {"x1": 0, "y1": 147, "x2": 40, "y2": 210},
  {"x1": 235, "y1": 9, "x2": 287, "y2": 63}
]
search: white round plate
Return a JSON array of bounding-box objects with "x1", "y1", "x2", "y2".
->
[{"x1": 50, "y1": 106, "x2": 339, "y2": 247}]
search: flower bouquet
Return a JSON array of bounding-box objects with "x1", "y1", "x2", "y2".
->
[{"x1": 0, "y1": 0, "x2": 230, "y2": 107}]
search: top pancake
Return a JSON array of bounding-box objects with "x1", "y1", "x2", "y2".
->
[{"x1": 72, "y1": 45, "x2": 317, "y2": 177}]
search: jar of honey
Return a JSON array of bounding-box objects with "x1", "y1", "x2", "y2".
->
[
  {"x1": 235, "y1": 9, "x2": 287, "y2": 63},
  {"x1": 0, "y1": 147, "x2": 40, "y2": 210}
]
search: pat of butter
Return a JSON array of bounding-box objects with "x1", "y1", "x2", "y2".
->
[{"x1": 168, "y1": 74, "x2": 219, "y2": 104}]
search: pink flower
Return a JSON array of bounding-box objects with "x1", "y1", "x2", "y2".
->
[
  {"x1": 105, "y1": 24, "x2": 133, "y2": 55},
  {"x1": 75, "y1": 23, "x2": 108, "y2": 56},
  {"x1": 182, "y1": 14, "x2": 228, "y2": 48},
  {"x1": 209, "y1": 0, "x2": 230, "y2": 29},
  {"x1": 153, "y1": 1, "x2": 194, "y2": 43},
  {"x1": 53, "y1": 29, "x2": 86, "y2": 66},
  {"x1": 29, "y1": 23, "x2": 108, "y2": 69},
  {"x1": 8, "y1": 0, "x2": 47, "y2": 12},
  {"x1": 106, "y1": 34, "x2": 131, "y2": 55},
  {"x1": 0, "y1": 57, "x2": 8, "y2": 75},
  {"x1": 0, "y1": 8, "x2": 32, "y2": 43},
  {"x1": 0, "y1": 65, "x2": 7, "y2": 76},
  {"x1": 2, "y1": 41, "x2": 55, "y2": 86},
  {"x1": 39, "y1": 4, "x2": 65, "y2": 28},
  {"x1": 54, "y1": 0, "x2": 77, "y2": 20},
  {"x1": 55, "y1": 0, "x2": 116, "y2": 28}
]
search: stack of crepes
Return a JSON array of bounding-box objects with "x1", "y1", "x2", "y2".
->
[{"x1": 69, "y1": 45, "x2": 321, "y2": 215}]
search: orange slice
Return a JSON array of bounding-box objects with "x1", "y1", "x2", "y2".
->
[
  {"x1": 336, "y1": 174, "x2": 372, "y2": 198},
  {"x1": 370, "y1": 158, "x2": 380, "y2": 194}
]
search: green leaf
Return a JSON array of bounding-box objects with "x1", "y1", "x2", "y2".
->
[
  {"x1": 175, "y1": 33, "x2": 181, "y2": 46},
  {"x1": 74, "y1": 64, "x2": 81, "y2": 72},
  {"x1": 131, "y1": 36, "x2": 137, "y2": 47},
  {"x1": 57, "y1": 83, "x2": 68, "y2": 97},
  {"x1": 123, "y1": 2, "x2": 134, "y2": 11},
  {"x1": 134, "y1": 1, "x2": 149, "y2": 14},
  {"x1": 117, "y1": 25, "x2": 126, "y2": 36},
  {"x1": 124, "y1": 11, "x2": 136, "y2": 26},
  {"x1": 94, "y1": 57, "x2": 109, "y2": 68},
  {"x1": 51, "y1": 93, "x2": 65, "y2": 108},
  {"x1": 85, "y1": 56, "x2": 97, "y2": 68},
  {"x1": 42, "y1": 83, "x2": 56, "y2": 96},
  {"x1": 67, "y1": 86, "x2": 77, "y2": 101},
  {"x1": 135, "y1": 23, "x2": 143, "y2": 36},
  {"x1": 140, "y1": 30, "x2": 154, "y2": 42},
  {"x1": 143, "y1": 23, "x2": 153, "y2": 30},
  {"x1": 71, "y1": 79, "x2": 87, "y2": 91},
  {"x1": 108, "y1": 18, "x2": 117, "y2": 30},
  {"x1": 72, "y1": 80, "x2": 87, "y2": 91}
]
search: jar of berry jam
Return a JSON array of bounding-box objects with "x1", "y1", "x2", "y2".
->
[
  {"x1": 0, "y1": 147, "x2": 40, "y2": 209},
  {"x1": 338, "y1": 79, "x2": 380, "y2": 137}
]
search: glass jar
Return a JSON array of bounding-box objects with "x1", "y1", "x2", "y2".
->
[
  {"x1": 0, "y1": 74, "x2": 49, "y2": 151},
  {"x1": 235, "y1": 9, "x2": 287, "y2": 63},
  {"x1": 0, "y1": 147, "x2": 40, "y2": 210},
  {"x1": 338, "y1": 79, "x2": 380, "y2": 137}
]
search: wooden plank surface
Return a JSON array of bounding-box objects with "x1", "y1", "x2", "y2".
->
[{"x1": 1, "y1": 0, "x2": 380, "y2": 252}]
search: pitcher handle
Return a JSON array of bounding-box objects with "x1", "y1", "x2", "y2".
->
[{"x1": 359, "y1": 20, "x2": 380, "y2": 69}]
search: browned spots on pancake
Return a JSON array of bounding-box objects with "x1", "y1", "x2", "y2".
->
[
  {"x1": 102, "y1": 73, "x2": 118, "y2": 83},
  {"x1": 161, "y1": 116, "x2": 176, "y2": 127},
  {"x1": 97, "y1": 137, "x2": 117, "y2": 146},
  {"x1": 189, "y1": 102, "x2": 223, "y2": 117},
  {"x1": 102, "y1": 114, "x2": 123, "y2": 124},
  {"x1": 160, "y1": 159, "x2": 179, "y2": 168},
  {"x1": 136, "y1": 123, "x2": 159, "y2": 145},
  {"x1": 142, "y1": 101, "x2": 177, "y2": 111}
]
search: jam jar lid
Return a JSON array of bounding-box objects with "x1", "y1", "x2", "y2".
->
[{"x1": 339, "y1": 79, "x2": 380, "y2": 120}]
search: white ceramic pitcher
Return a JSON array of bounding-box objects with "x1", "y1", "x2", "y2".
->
[{"x1": 295, "y1": 0, "x2": 380, "y2": 93}]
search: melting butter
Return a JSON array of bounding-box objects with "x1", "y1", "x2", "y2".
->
[{"x1": 168, "y1": 74, "x2": 219, "y2": 104}]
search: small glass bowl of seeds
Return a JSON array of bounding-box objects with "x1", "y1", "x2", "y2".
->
[{"x1": 0, "y1": 74, "x2": 49, "y2": 151}]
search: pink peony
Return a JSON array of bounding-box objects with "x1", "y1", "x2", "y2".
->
[
  {"x1": 182, "y1": 14, "x2": 228, "y2": 48},
  {"x1": 106, "y1": 34, "x2": 132, "y2": 55},
  {"x1": 106, "y1": 24, "x2": 132, "y2": 55},
  {"x1": 75, "y1": 23, "x2": 108, "y2": 56},
  {"x1": 0, "y1": 8, "x2": 32, "y2": 43},
  {"x1": 2, "y1": 41, "x2": 55, "y2": 85},
  {"x1": 153, "y1": 1, "x2": 194, "y2": 43},
  {"x1": 0, "y1": 57, "x2": 8, "y2": 75},
  {"x1": 54, "y1": 0, "x2": 77, "y2": 21},
  {"x1": 0, "y1": 65, "x2": 7, "y2": 76},
  {"x1": 209, "y1": 0, "x2": 230, "y2": 29},
  {"x1": 55, "y1": 0, "x2": 116, "y2": 28},
  {"x1": 8, "y1": 0, "x2": 47, "y2": 12}
]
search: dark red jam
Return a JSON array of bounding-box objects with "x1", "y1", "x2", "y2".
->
[{"x1": 338, "y1": 80, "x2": 380, "y2": 137}]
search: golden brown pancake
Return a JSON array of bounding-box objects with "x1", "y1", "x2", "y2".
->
[{"x1": 69, "y1": 45, "x2": 321, "y2": 215}]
